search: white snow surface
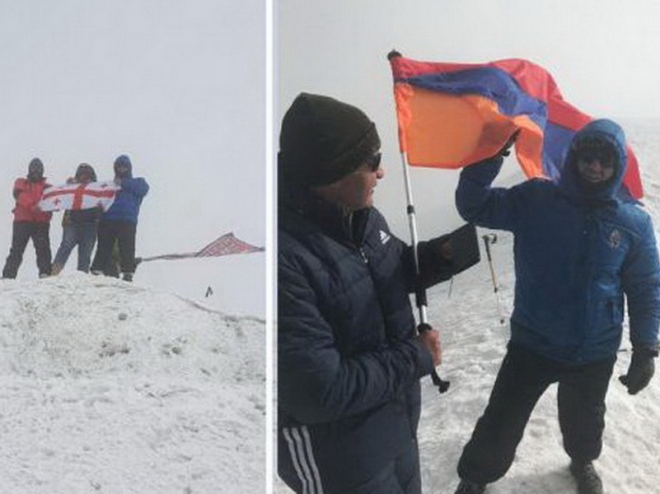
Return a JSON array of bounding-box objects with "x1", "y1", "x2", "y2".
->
[
  {"x1": 275, "y1": 121, "x2": 660, "y2": 493},
  {"x1": 0, "y1": 273, "x2": 265, "y2": 493}
]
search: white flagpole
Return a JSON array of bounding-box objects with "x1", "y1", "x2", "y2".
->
[
  {"x1": 399, "y1": 150, "x2": 450, "y2": 393},
  {"x1": 389, "y1": 48, "x2": 449, "y2": 392},
  {"x1": 400, "y1": 151, "x2": 427, "y2": 321}
]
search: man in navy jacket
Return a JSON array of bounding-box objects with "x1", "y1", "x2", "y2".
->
[
  {"x1": 278, "y1": 93, "x2": 478, "y2": 494},
  {"x1": 91, "y1": 155, "x2": 149, "y2": 281},
  {"x1": 453, "y1": 119, "x2": 660, "y2": 494}
]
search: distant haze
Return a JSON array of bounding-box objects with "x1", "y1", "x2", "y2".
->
[
  {"x1": 0, "y1": 1, "x2": 266, "y2": 280},
  {"x1": 278, "y1": 0, "x2": 660, "y2": 239},
  {"x1": 0, "y1": 0, "x2": 266, "y2": 315}
]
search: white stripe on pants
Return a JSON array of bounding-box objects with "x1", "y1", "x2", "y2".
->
[{"x1": 282, "y1": 426, "x2": 324, "y2": 494}]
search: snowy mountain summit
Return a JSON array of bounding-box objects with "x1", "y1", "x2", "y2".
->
[{"x1": 0, "y1": 274, "x2": 265, "y2": 493}]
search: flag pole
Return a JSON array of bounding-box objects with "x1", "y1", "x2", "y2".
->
[
  {"x1": 398, "y1": 149, "x2": 450, "y2": 393},
  {"x1": 388, "y1": 50, "x2": 448, "y2": 392},
  {"x1": 390, "y1": 48, "x2": 449, "y2": 392}
]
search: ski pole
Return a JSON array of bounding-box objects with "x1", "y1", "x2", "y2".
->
[{"x1": 482, "y1": 234, "x2": 505, "y2": 324}]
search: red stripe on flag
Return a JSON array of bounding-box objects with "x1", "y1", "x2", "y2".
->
[{"x1": 72, "y1": 184, "x2": 85, "y2": 210}]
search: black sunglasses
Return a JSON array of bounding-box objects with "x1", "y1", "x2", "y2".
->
[
  {"x1": 364, "y1": 152, "x2": 382, "y2": 172},
  {"x1": 574, "y1": 138, "x2": 616, "y2": 169},
  {"x1": 578, "y1": 148, "x2": 615, "y2": 169}
]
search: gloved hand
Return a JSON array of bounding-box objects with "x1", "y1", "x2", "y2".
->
[
  {"x1": 619, "y1": 348, "x2": 657, "y2": 395},
  {"x1": 499, "y1": 129, "x2": 521, "y2": 157}
]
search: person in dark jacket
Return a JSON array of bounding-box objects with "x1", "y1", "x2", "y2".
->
[
  {"x1": 2, "y1": 158, "x2": 53, "y2": 279},
  {"x1": 90, "y1": 154, "x2": 148, "y2": 281},
  {"x1": 278, "y1": 93, "x2": 478, "y2": 494},
  {"x1": 51, "y1": 163, "x2": 103, "y2": 275},
  {"x1": 452, "y1": 119, "x2": 660, "y2": 494}
]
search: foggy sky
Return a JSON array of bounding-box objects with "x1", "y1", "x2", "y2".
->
[
  {"x1": 277, "y1": 0, "x2": 660, "y2": 239},
  {"x1": 0, "y1": 0, "x2": 266, "y2": 269}
]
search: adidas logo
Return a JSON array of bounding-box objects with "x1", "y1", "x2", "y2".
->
[{"x1": 380, "y1": 230, "x2": 391, "y2": 245}]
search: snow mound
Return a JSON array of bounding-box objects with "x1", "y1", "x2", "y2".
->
[{"x1": 0, "y1": 273, "x2": 265, "y2": 494}]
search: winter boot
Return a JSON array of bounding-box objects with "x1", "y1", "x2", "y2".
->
[
  {"x1": 51, "y1": 263, "x2": 63, "y2": 276},
  {"x1": 570, "y1": 461, "x2": 603, "y2": 494},
  {"x1": 454, "y1": 479, "x2": 486, "y2": 494},
  {"x1": 122, "y1": 273, "x2": 133, "y2": 282}
]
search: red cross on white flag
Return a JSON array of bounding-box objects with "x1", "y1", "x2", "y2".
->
[{"x1": 39, "y1": 181, "x2": 120, "y2": 212}]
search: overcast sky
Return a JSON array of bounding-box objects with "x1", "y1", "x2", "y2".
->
[
  {"x1": 0, "y1": 1, "x2": 266, "y2": 266},
  {"x1": 277, "y1": 0, "x2": 660, "y2": 238}
]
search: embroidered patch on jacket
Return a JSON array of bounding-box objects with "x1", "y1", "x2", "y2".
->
[
  {"x1": 609, "y1": 229, "x2": 621, "y2": 249},
  {"x1": 379, "y1": 230, "x2": 391, "y2": 245}
]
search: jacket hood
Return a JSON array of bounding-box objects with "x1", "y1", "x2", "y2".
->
[
  {"x1": 114, "y1": 154, "x2": 133, "y2": 178},
  {"x1": 559, "y1": 119, "x2": 627, "y2": 202}
]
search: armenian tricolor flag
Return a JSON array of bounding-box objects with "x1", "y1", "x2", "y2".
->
[{"x1": 388, "y1": 52, "x2": 643, "y2": 200}]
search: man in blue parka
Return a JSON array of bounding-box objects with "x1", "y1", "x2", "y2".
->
[
  {"x1": 278, "y1": 93, "x2": 480, "y2": 494},
  {"x1": 90, "y1": 154, "x2": 149, "y2": 281},
  {"x1": 453, "y1": 119, "x2": 660, "y2": 494}
]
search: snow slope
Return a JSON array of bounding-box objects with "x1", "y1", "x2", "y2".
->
[
  {"x1": 0, "y1": 273, "x2": 265, "y2": 493},
  {"x1": 274, "y1": 121, "x2": 660, "y2": 494}
]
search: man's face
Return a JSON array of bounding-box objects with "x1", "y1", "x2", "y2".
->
[
  {"x1": 312, "y1": 152, "x2": 385, "y2": 211},
  {"x1": 575, "y1": 141, "x2": 616, "y2": 183},
  {"x1": 576, "y1": 155, "x2": 615, "y2": 183},
  {"x1": 115, "y1": 164, "x2": 130, "y2": 177}
]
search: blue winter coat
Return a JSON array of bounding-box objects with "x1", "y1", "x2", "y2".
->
[
  {"x1": 102, "y1": 177, "x2": 149, "y2": 224},
  {"x1": 278, "y1": 191, "x2": 456, "y2": 492},
  {"x1": 456, "y1": 119, "x2": 660, "y2": 363}
]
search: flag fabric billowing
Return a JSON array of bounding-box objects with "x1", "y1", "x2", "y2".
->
[
  {"x1": 195, "y1": 233, "x2": 265, "y2": 257},
  {"x1": 141, "y1": 233, "x2": 264, "y2": 262},
  {"x1": 389, "y1": 52, "x2": 643, "y2": 200},
  {"x1": 39, "y1": 181, "x2": 120, "y2": 212}
]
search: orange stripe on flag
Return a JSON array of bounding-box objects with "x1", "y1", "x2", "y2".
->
[{"x1": 395, "y1": 85, "x2": 545, "y2": 176}]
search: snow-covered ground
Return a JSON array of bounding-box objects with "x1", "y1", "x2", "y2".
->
[
  {"x1": 0, "y1": 273, "x2": 265, "y2": 493},
  {"x1": 5, "y1": 244, "x2": 266, "y2": 321},
  {"x1": 274, "y1": 121, "x2": 660, "y2": 493}
]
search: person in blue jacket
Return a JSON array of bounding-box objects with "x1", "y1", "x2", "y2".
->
[
  {"x1": 277, "y1": 93, "x2": 480, "y2": 494},
  {"x1": 452, "y1": 119, "x2": 660, "y2": 494},
  {"x1": 90, "y1": 155, "x2": 149, "y2": 281}
]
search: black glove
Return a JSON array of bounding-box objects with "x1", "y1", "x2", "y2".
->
[
  {"x1": 499, "y1": 129, "x2": 521, "y2": 157},
  {"x1": 619, "y1": 348, "x2": 657, "y2": 395}
]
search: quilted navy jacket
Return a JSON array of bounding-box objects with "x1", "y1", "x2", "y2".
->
[
  {"x1": 278, "y1": 190, "x2": 454, "y2": 491},
  {"x1": 456, "y1": 119, "x2": 660, "y2": 363}
]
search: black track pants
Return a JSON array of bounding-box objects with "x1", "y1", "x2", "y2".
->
[
  {"x1": 2, "y1": 221, "x2": 51, "y2": 278},
  {"x1": 457, "y1": 343, "x2": 615, "y2": 485}
]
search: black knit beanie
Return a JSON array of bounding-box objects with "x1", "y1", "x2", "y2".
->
[{"x1": 278, "y1": 93, "x2": 381, "y2": 188}]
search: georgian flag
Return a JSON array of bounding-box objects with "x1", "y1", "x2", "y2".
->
[{"x1": 39, "y1": 181, "x2": 120, "y2": 212}]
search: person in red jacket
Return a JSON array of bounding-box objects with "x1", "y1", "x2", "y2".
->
[{"x1": 2, "y1": 158, "x2": 53, "y2": 279}]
